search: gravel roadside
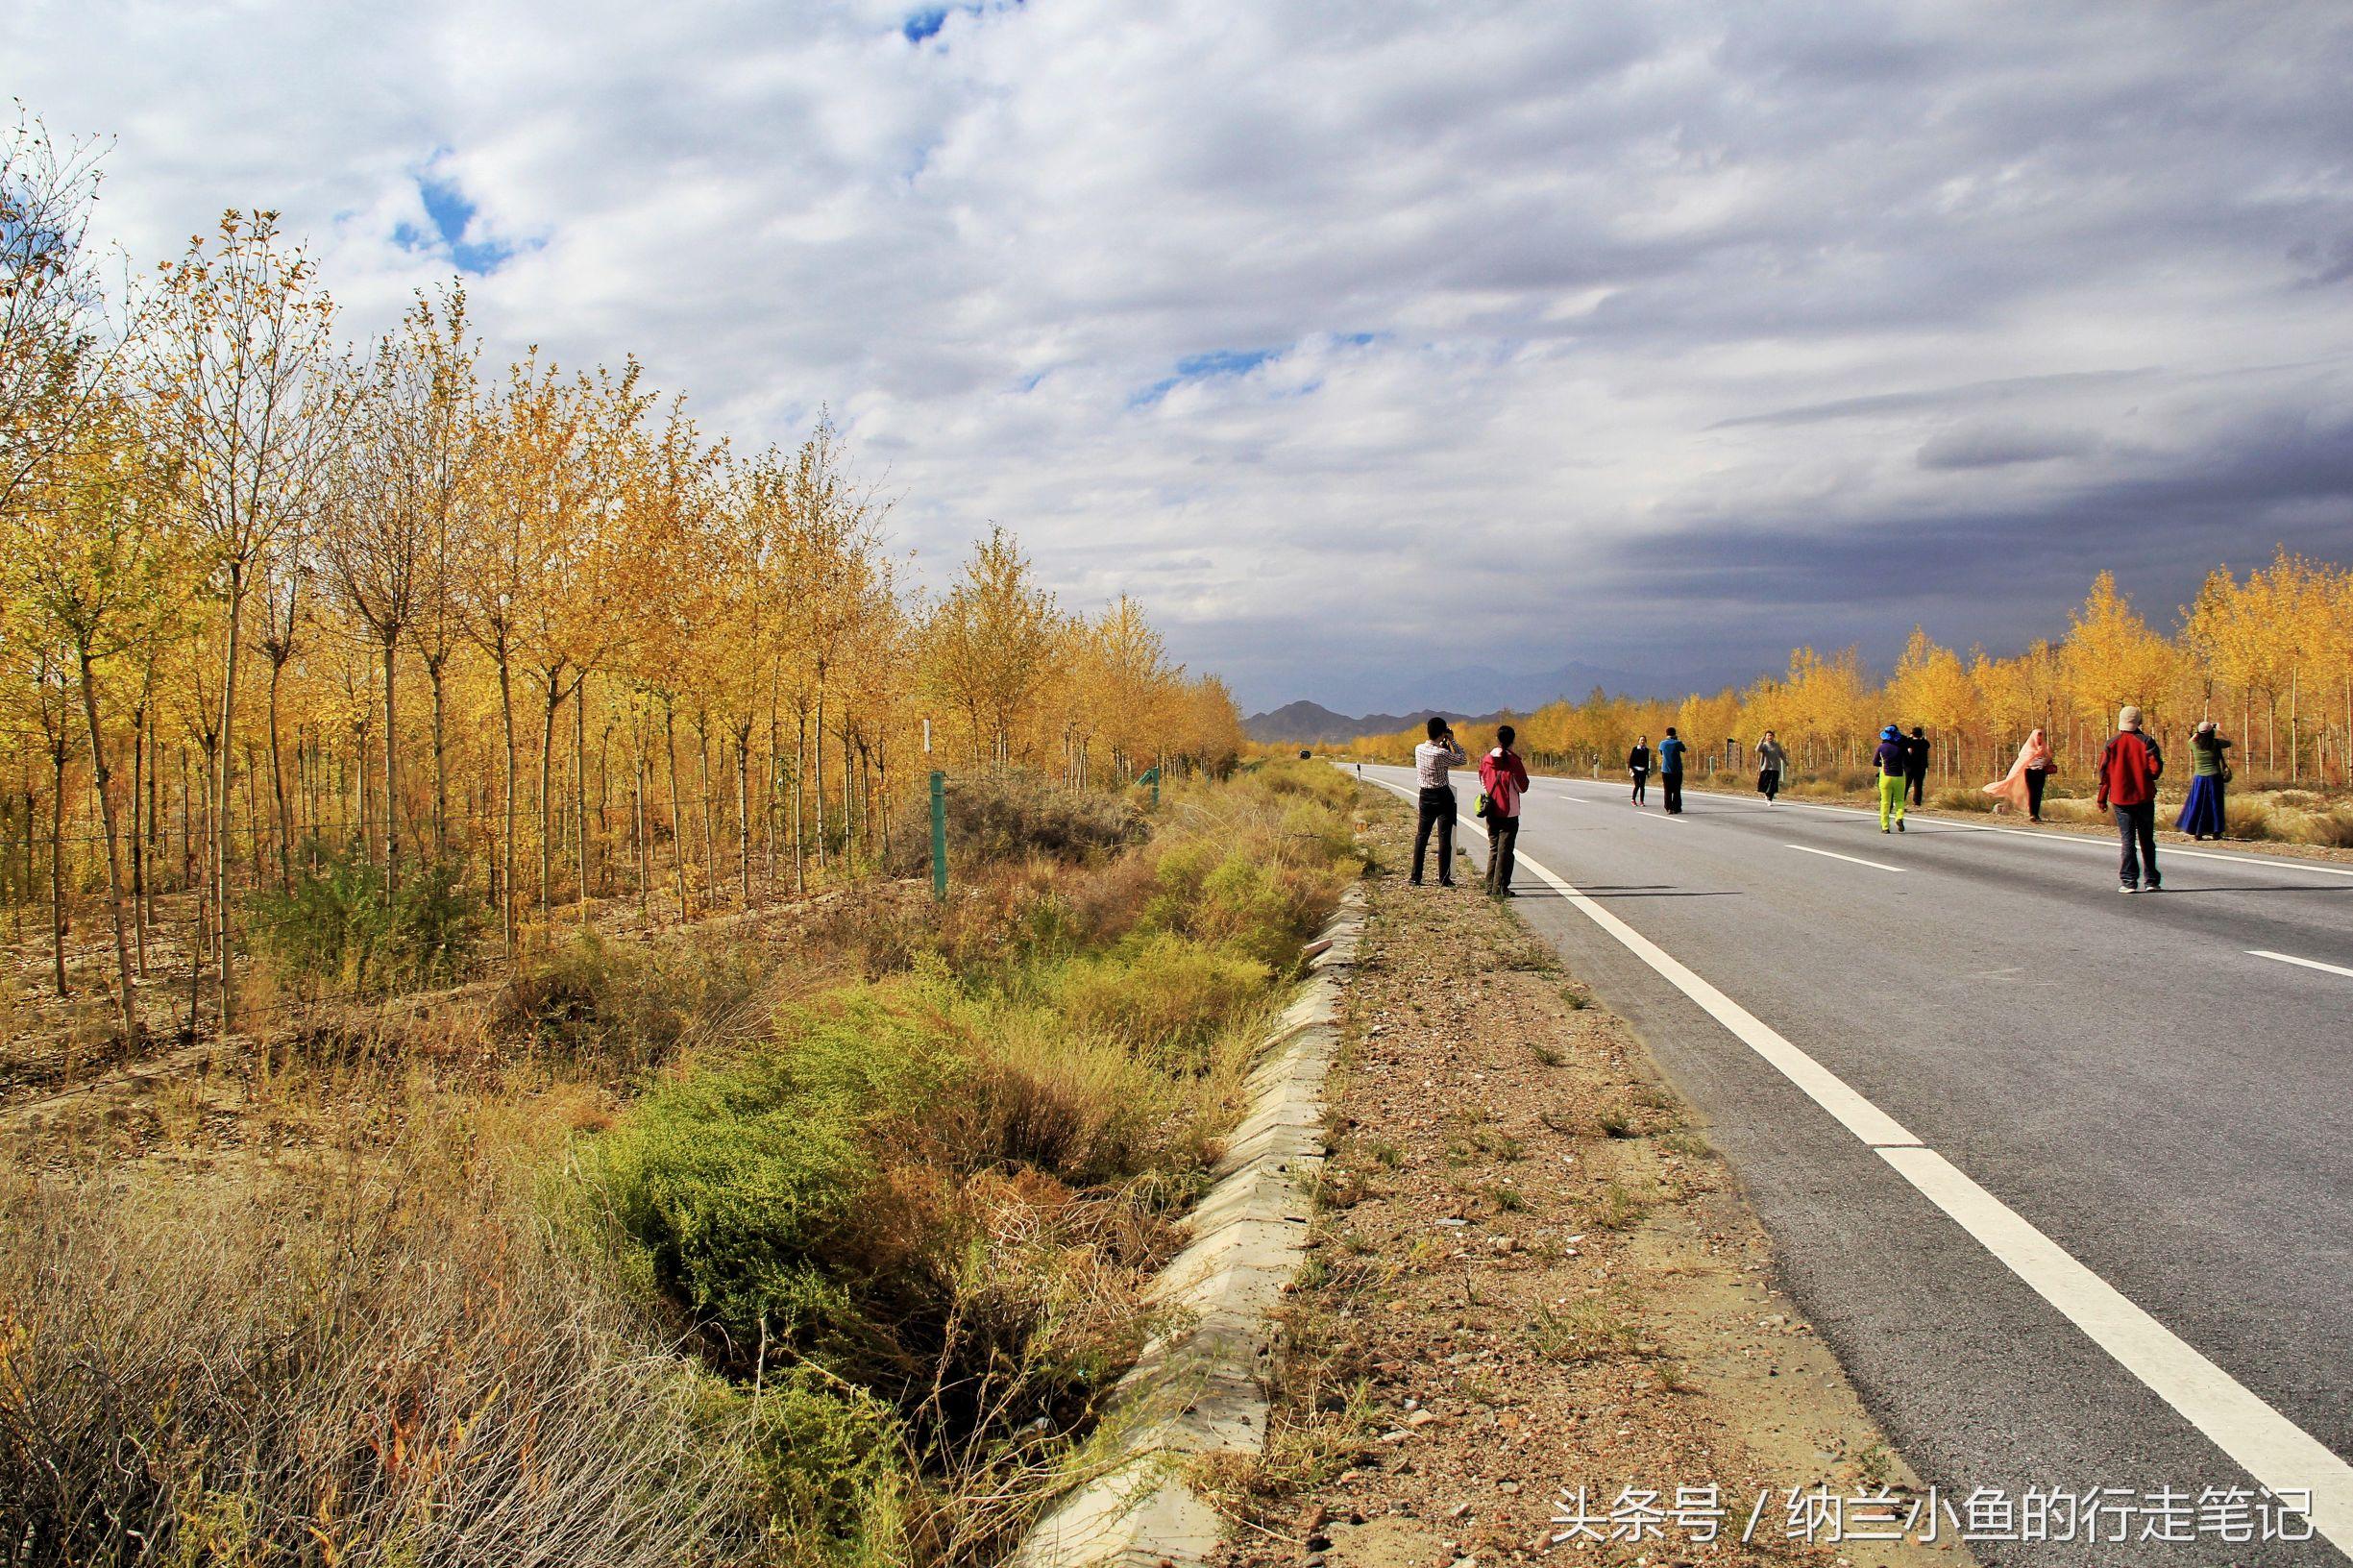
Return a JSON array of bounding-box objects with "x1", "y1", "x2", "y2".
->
[{"x1": 1204, "y1": 787, "x2": 1976, "y2": 1568}]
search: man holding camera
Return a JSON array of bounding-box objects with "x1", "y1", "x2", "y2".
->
[{"x1": 1410, "y1": 716, "x2": 1469, "y2": 886}]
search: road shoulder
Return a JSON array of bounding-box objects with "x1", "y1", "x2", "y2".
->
[{"x1": 1205, "y1": 787, "x2": 1973, "y2": 1567}]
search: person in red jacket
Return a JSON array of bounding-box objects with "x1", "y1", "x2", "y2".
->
[
  {"x1": 1479, "y1": 724, "x2": 1532, "y2": 896},
  {"x1": 2096, "y1": 704, "x2": 2166, "y2": 894}
]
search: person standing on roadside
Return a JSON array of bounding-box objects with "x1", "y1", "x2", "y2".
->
[
  {"x1": 1410, "y1": 716, "x2": 1469, "y2": 887},
  {"x1": 1874, "y1": 724, "x2": 1909, "y2": 833},
  {"x1": 1904, "y1": 725, "x2": 1931, "y2": 807},
  {"x1": 1480, "y1": 723, "x2": 1531, "y2": 896},
  {"x1": 1755, "y1": 730, "x2": 1789, "y2": 804},
  {"x1": 1628, "y1": 735, "x2": 1652, "y2": 805},
  {"x1": 2179, "y1": 721, "x2": 2231, "y2": 840},
  {"x1": 2096, "y1": 705, "x2": 2166, "y2": 893},
  {"x1": 1984, "y1": 726, "x2": 2055, "y2": 821},
  {"x1": 1657, "y1": 727, "x2": 1688, "y2": 814}
]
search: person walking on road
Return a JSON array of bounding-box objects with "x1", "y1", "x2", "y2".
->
[
  {"x1": 1874, "y1": 724, "x2": 1909, "y2": 833},
  {"x1": 1984, "y1": 727, "x2": 2055, "y2": 821},
  {"x1": 1628, "y1": 735, "x2": 1652, "y2": 805},
  {"x1": 1657, "y1": 727, "x2": 1688, "y2": 814},
  {"x1": 2179, "y1": 720, "x2": 2231, "y2": 840},
  {"x1": 1480, "y1": 723, "x2": 1531, "y2": 896},
  {"x1": 1755, "y1": 730, "x2": 1789, "y2": 803},
  {"x1": 1410, "y1": 717, "x2": 1468, "y2": 887},
  {"x1": 2096, "y1": 705, "x2": 2166, "y2": 893},
  {"x1": 1904, "y1": 725, "x2": 1931, "y2": 807}
]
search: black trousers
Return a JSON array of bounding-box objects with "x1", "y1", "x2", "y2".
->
[
  {"x1": 1905, "y1": 768, "x2": 1927, "y2": 806},
  {"x1": 1630, "y1": 769, "x2": 1648, "y2": 802},
  {"x1": 1485, "y1": 815, "x2": 1520, "y2": 893},
  {"x1": 2115, "y1": 801, "x2": 2159, "y2": 888},
  {"x1": 1758, "y1": 768, "x2": 1780, "y2": 801},
  {"x1": 1412, "y1": 786, "x2": 1456, "y2": 883},
  {"x1": 2025, "y1": 769, "x2": 2047, "y2": 821},
  {"x1": 1662, "y1": 772, "x2": 1683, "y2": 813}
]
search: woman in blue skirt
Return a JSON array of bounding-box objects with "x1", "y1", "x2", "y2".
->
[{"x1": 2178, "y1": 720, "x2": 2231, "y2": 839}]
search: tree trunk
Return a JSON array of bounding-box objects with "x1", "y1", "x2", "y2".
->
[
  {"x1": 539, "y1": 673, "x2": 563, "y2": 919},
  {"x1": 427, "y1": 652, "x2": 450, "y2": 859},
  {"x1": 371, "y1": 635, "x2": 395, "y2": 887},
  {"x1": 793, "y1": 707, "x2": 807, "y2": 896},
  {"x1": 131, "y1": 701, "x2": 149, "y2": 974},
  {"x1": 214, "y1": 561, "x2": 246, "y2": 1029},
  {"x1": 497, "y1": 652, "x2": 517, "y2": 954},
  {"x1": 47, "y1": 744, "x2": 67, "y2": 998},
  {"x1": 576, "y1": 679, "x2": 591, "y2": 923},
  {"x1": 735, "y1": 722, "x2": 753, "y2": 905},
  {"x1": 664, "y1": 702, "x2": 688, "y2": 921},
  {"x1": 267, "y1": 655, "x2": 293, "y2": 892},
  {"x1": 74, "y1": 649, "x2": 138, "y2": 1041},
  {"x1": 696, "y1": 718, "x2": 717, "y2": 897},
  {"x1": 813, "y1": 680, "x2": 827, "y2": 875}
]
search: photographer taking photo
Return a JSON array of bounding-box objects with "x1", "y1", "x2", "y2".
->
[{"x1": 1410, "y1": 716, "x2": 1469, "y2": 887}]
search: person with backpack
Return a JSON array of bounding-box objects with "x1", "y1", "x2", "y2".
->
[
  {"x1": 1479, "y1": 723, "x2": 1531, "y2": 896},
  {"x1": 1873, "y1": 723, "x2": 1909, "y2": 832},
  {"x1": 1409, "y1": 716, "x2": 1468, "y2": 887},
  {"x1": 1628, "y1": 735, "x2": 1652, "y2": 805},
  {"x1": 1904, "y1": 725, "x2": 1931, "y2": 806},
  {"x1": 2097, "y1": 705, "x2": 2166, "y2": 892},
  {"x1": 1657, "y1": 727, "x2": 1688, "y2": 814},
  {"x1": 1754, "y1": 730, "x2": 1789, "y2": 803}
]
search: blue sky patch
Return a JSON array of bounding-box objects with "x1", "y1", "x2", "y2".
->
[{"x1": 393, "y1": 165, "x2": 521, "y2": 276}]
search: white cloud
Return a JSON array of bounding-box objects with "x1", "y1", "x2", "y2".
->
[{"x1": 11, "y1": 0, "x2": 2353, "y2": 709}]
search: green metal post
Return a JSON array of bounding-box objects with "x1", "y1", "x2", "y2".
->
[{"x1": 929, "y1": 771, "x2": 947, "y2": 902}]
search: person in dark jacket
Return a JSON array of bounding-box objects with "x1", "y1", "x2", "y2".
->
[
  {"x1": 2178, "y1": 721, "x2": 2231, "y2": 840},
  {"x1": 1657, "y1": 727, "x2": 1688, "y2": 814},
  {"x1": 1628, "y1": 736, "x2": 1652, "y2": 804},
  {"x1": 2096, "y1": 705, "x2": 2165, "y2": 892},
  {"x1": 1903, "y1": 725, "x2": 1930, "y2": 806},
  {"x1": 1479, "y1": 724, "x2": 1531, "y2": 896},
  {"x1": 1873, "y1": 724, "x2": 1908, "y2": 833},
  {"x1": 1754, "y1": 730, "x2": 1789, "y2": 803}
]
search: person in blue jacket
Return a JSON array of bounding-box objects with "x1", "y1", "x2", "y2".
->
[
  {"x1": 1657, "y1": 727, "x2": 1689, "y2": 815},
  {"x1": 1873, "y1": 724, "x2": 1909, "y2": 833}
]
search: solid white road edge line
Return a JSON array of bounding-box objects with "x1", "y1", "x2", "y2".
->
[
  {"x1": 2249, "y1": 948, "x2": 2353, "y2": 980},
  {"x1": 1784, "y1": 844, "x2": 1905, "y2": 874},
  {"x1": 1360, "y1": 771, "x2": 2353, "y2": 1552}
]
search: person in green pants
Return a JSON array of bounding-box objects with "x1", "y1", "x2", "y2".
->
[{"x1": 1873, "y1": 724, "x2": 1909, "y2": 833}]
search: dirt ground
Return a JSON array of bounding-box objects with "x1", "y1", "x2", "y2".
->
[{"x1": 1207, "y1": 791, "x2": 1976, "y2": 1568}]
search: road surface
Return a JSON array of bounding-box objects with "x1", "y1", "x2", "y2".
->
[{"x1": 1354, "y1": 761, "x2": 2352, "y2": 1565}]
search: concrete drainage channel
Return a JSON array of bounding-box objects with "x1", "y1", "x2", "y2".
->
[{"x1": 1013, "y1": 883, "x2": 1368, "y2": 1568}]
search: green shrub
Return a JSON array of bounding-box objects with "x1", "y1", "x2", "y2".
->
[
  {"x1": 497, "y1": 928, "x2": 775, "y2": 1067},
  {"x1": 245, "y1": 841, "x2": 484, "y2": 996},
  {"x1": 894, "y1": 772, "x2": 1144, "y2": 872},
  {"x1": 1054, "y1": 933, "x2": 1272, "y2": 1070}
]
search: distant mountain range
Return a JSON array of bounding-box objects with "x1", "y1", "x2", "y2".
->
[
  {"x1": 1245, "y1": 659, "x2": 1721, "y2": 745},
  {"x1": 1243, "y1": 701, "x2": 1498, "y2": 746}
]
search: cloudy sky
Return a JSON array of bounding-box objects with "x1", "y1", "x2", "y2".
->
[{"x1": 11, "y1": 0, "x2": 2353, "y2": 713}]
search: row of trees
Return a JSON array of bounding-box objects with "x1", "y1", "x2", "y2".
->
[
  {"x1": 1, "y1": 114, "x2": 1242, "y2": 1041},
  {"x1": 1339, "y1": 562, "x2": 2353, "y2": 787}
]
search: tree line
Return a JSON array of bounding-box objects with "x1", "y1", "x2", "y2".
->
[
  {"x1": 1339, "y1": 563, "x2": 2353, "y2": 787},
  {"x1": 0, "y1": 114, "x2": 1243, "y2": 1042}
]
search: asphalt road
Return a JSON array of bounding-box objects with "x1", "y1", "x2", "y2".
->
[{"x1": 1354, "y1": 761, "x2": 2353, "y2": 1566}]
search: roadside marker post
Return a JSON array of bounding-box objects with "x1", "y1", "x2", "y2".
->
[{"x1": 925, "y1": 720, "x2": 946, "y2": 903}]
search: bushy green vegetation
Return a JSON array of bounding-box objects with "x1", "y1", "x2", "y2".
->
[
  {"x1": 244, "y1": 841, "x2": 486, "y2": 997},
  {"x1": 0, "y1": 763, "x2": 1361, "y2": 1567},
  {"x1": 574, "y1": 759, "x2": 1364, "y2": 1561}
]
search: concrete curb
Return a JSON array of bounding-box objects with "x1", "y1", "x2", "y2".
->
[{"x1": 1011, "y1": 882, "x2": 1369, "y2": 1568}]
